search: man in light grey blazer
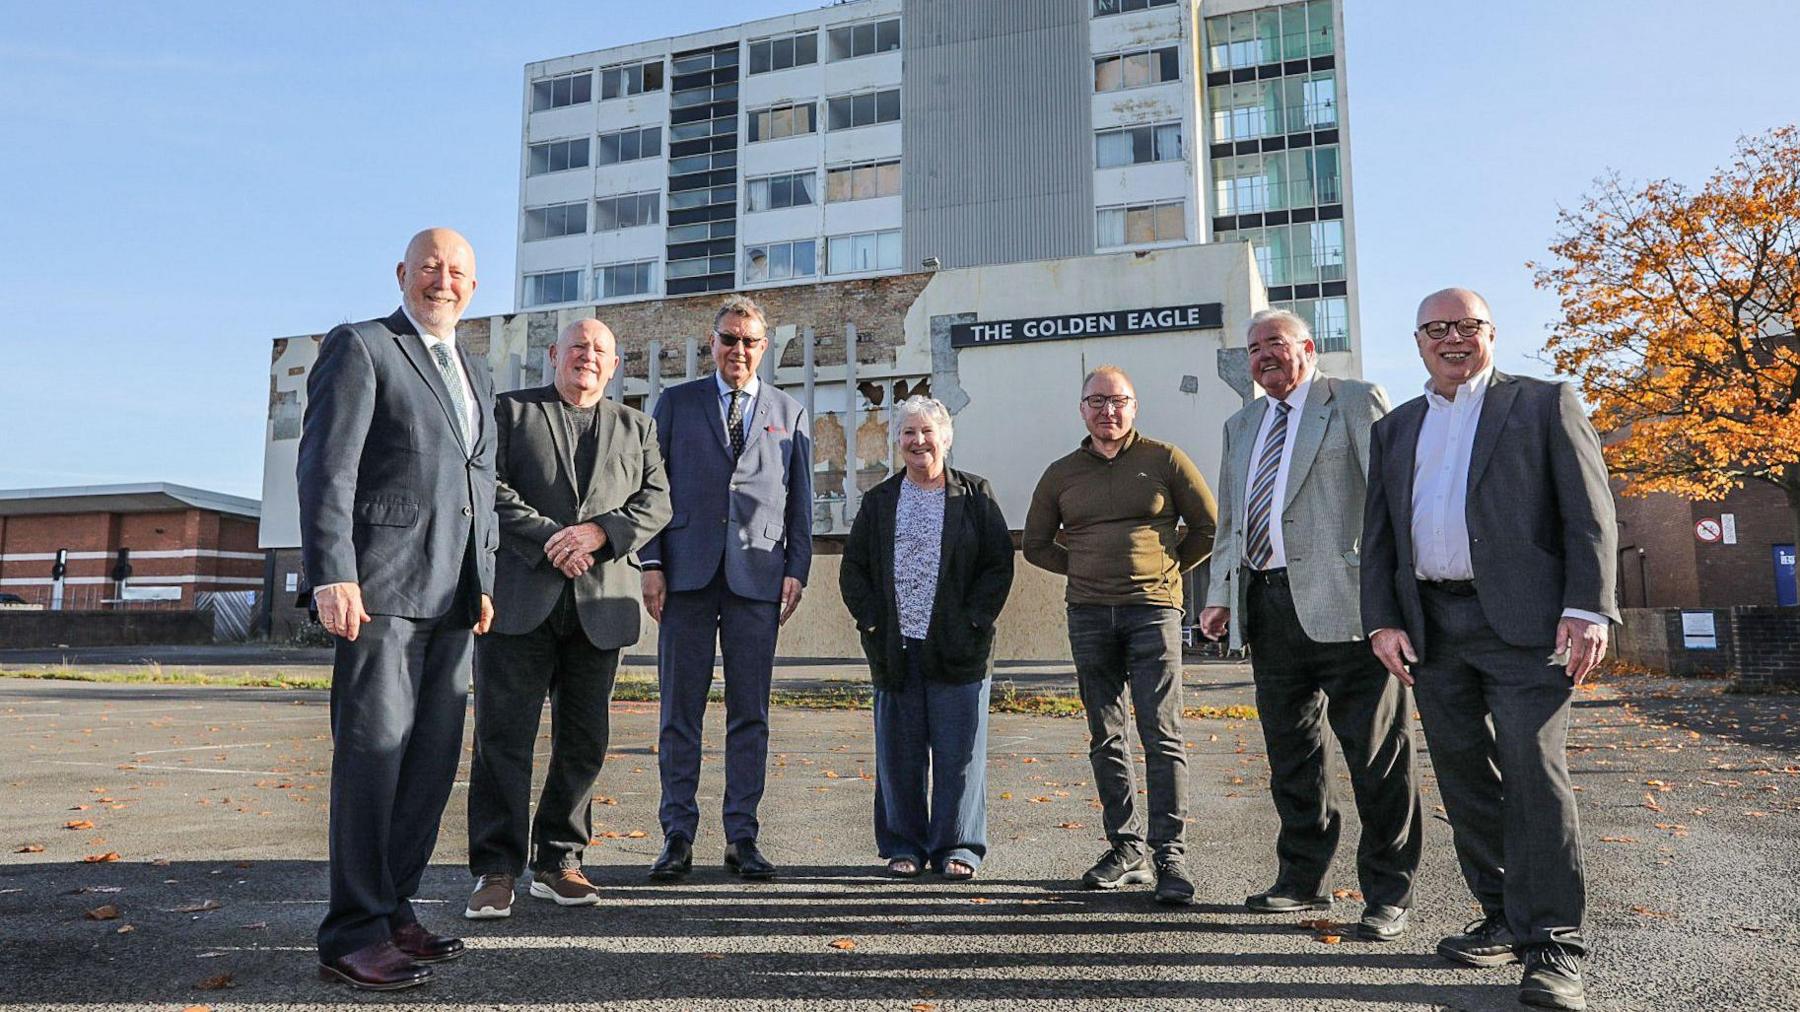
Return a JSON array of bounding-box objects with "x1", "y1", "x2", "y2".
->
[
  {"x1": 1199, "y1": 308, "x2": 1421, "y2": 942},
  {"x1": 1363, "y1": 288, "x2": 1617, "y2": 1012},
  {"x1": 299, "y1": 228, "x2": 496, "y2": 991},
  {"x1": 464, "y1": 318, "x2": 670, "y2": 920},
  {"x1": 640, "y1": 294, "x2": 813, "y2": 882}
]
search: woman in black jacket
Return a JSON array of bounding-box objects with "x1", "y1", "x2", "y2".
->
[{"x1": 840, "y1": 396, "x2": 1014, "y2": 880}]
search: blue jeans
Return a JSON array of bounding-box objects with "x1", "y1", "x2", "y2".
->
[
  {"x1": 872, "y1": 638, "x2": 990, "y2": 870},
  {"x1": 1067, "y1": 603, "x2": 1188, "y2": 858}
]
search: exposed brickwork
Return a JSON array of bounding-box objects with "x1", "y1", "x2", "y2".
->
[
  {"x1": 0, "y1": 506, "x2": 264, "y2": 610},
  {"x1": 1613, "y1": 481, "x2": 1797, "y2": 608},
  {"x1": 1728, "y1": 606, "x2": 1800, "y2": 689}
]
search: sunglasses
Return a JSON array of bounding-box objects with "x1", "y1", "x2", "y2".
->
[{"x1": 714, "y1": 330, "x2": 766, "y2": 348}]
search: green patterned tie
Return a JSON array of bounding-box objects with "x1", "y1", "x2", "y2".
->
[{"x1": 429, "y1": 342, "x2": 472, "y2": 447}]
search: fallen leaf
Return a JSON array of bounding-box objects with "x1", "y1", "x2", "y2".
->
[
  {"x1": 64, "y1": 820, "x2": 94, "y2": 831},
  {"x1": 1330, "y1": 888, "x2": 1363, "y2": 901},
  {"x1": 196, "y1": 973, "x2": 236, "y2": 991},
  {"x1": 15, "y1": 844, "x2": 44, "y2": 853},
  {"x1": 912, "y1": 1004, "x2": 939, "y2": 1011},
  {"x1": 1055, "y1": 821, "x2": 1085, "y2": 830},
  {"x1": 1598, "y1": 836, "x2": 1637, "y2": 844},
  {"x1": 172, "y1": 899, "x2": 222, "y2": 913},
  {"x1": 626, "y1": 830, "x2": 647, "y2": 839},
  {"x1": 1316, "y1": 933, "x2": 1342, "y2": 944},
  {"x1": 116, "y1": 924, "x2": 134, "y2": 934},
  {"x1": 181, "y1": 1006, "x2": 211, "y2": 1012},
  {"x1": 1630, "y1": 905, "x2": 1673, "y2": 919},
  {"x1": 85, "y1": 905, "x2": 120, "y2": 920},
  {"x1": 83, "y1": 852, "x2": 121, "y2": 864},
  {"x1": 827, "y1": 937, "x2": 857, "y2": 950}
]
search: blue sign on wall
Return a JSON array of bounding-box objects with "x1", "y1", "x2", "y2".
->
[{"x1": 1775, "y1": 544, "x2": 1797, "y2": 607}]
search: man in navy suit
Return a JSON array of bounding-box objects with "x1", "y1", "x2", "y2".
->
[
  {"x1": 640, "y1": 294, "x2": 813, "y2": 881},
  {"x1": 298, "y1": 228, "x2": 497, "y2": 991}
]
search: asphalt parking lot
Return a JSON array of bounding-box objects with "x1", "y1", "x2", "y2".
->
[{"x1": 0, "y1": 671, "x2": 1796, "y2": 1011}]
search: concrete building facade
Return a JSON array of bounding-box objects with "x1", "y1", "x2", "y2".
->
[{"x1": 514, "y1": 0, "x2": 1360, "y2": 359}]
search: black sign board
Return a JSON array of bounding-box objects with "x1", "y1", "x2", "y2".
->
[{"x1": 949, "y1": 303, "x2": 1223, "y2": 349}]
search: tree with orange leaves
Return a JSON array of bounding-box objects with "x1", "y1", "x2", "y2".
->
[{"x1": 1532, "y1": 125, "x2": 1800, "y2": 549}]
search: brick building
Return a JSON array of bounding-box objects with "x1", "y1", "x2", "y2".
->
[
  {"x1": 1613, "y1": 481, "x2": 1798, "y2": 609},
  {"x1": 0, "y1": 484, "x2": 263, "y2": 610}
]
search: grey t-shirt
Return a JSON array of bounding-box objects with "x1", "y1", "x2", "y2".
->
[{"x1": 559, "y1": 401, "x2": 600, "y2": 491}]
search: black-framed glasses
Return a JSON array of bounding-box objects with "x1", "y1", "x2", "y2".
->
[
  {"x1": 714, "y1": 330, "x2": 766, "y2": 348},
  {"x1": 1081, "y1": 394, "x2": 1134, "y2": 411},
  {"x1": 1416, "y1": 318, "x2": 1491, "y2": 341}
]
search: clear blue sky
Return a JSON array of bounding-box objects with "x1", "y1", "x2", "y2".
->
[{"x1": 1, "y1": 1, "x2": 1794, "y2": 498}]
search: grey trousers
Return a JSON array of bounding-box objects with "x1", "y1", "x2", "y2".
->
[
  {"x1": 1067, "y1": 603, "x2": 1188, "y2": 858},
  {"x1": 1413, "y1": 583, "x2": 1588, "y2": 954}
]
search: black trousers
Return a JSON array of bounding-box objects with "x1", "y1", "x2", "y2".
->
[
  {"x1": 1412, "y1": 583, "x2": 1587, "y2": 954},
  {"x1": 317, "y1": 612, "x2": 470, "y2": 963},
  {"x1": 1244, "y1": 569, "x2": 1422, "y2": 909},
  {"x1": 468, "y1": 585, "x2": 621, "y2": 878}
]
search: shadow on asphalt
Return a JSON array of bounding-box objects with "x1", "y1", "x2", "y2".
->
[
  {"x1": 1623, "y1": 687, "x2": 1800, "y2": 755},
  {"x1": 0, "y1": 858, "x2": 1516, "y2": 1007}
]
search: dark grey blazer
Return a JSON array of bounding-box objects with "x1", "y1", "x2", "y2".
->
[
  {"x1": 297, "y1": 307, "x2": 496, "y2": 623},
  {"x1": 1360, "y1": 370, "x2": 1619, "y2": 655},
  {"x1": 638, "y1": 377, "x2": 813, "y2": 601},
  {"x1": 839, "y1": 469, "x2": 1014, "y2": 689},
  {"x1": 489, "y1": 386, "x2": 672, "y2": 648}
]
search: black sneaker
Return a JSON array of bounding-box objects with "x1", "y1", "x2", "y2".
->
[
  {"x1": 1519, "y1": 943, "x2": 1585, "y2": 1010},
  {"x1": 1245, "y1": 884, "x2": 1331, "y2": 913},
  {"x1": 1437, "y1": 913, "x2": 1520, "y2": 967},
  {"x1": 1153, "y1": 855, "x2": 1195, "y2": 906},
  {"x1": 1081, "y1": 846, "x2": 1152, "y2": 890}
]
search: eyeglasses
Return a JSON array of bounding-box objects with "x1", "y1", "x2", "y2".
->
[
  {"x1": 1081, "y1": 395, "x2": 1134, "y2": 411},
  {"x1": 1415, "y1": 318, "x2": 1492, "y2": 341},
  {"x1": 714, "y1": 330, "x2": 766, "y2": 348}
]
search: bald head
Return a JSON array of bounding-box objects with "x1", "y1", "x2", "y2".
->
[
  {"x1": 550, "y1": 318, "x2": 618, "y2": 408},
  {"x1": 396, "y1": 228, "x2": 477, "y2": 337},
  {"x1": 1415, "y1": 287, "x2": 1492, "y2": 329},
  {"x1": 1413, "y1": 287, "x2": 1497, "y2": 398}
]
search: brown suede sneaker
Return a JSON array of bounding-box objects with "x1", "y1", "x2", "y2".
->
[
  {"x1": 464, "y1": 873, "x2": 515, "y2": 920},
  {"x1": 528, "y1": 868, "x2": 601, "y2": 906}
]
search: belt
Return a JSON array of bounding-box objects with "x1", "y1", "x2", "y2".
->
[
  {"x1": 1242, "y1": 566, "x2": 1288, "y2": 587},
  {"x1": 1418, "y1": 578, "x2": 1478, "y2": 597}
]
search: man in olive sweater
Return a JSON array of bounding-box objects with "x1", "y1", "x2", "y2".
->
[{"x1": 1023, "y1": 365, "x2": 1218, "y2": 905}]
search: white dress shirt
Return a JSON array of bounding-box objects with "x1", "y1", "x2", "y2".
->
[
  {"x1": 715, "y1": 372, "x2": 760, "y2": 442},
  {"x1": 1409, "y1": 366, "x2": 1607, "y2": 627},
  {"x1": 403, "y1": 305, "x2": 478, "y2": 440},
  {"x1": 1242, "y1": 375, "x2": 1312, "y2": 571}
]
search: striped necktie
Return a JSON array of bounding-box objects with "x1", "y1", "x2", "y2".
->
[
  {"x1": 428, "y1": 342, "x2": 472, "y2": 448},
  {"x1": 1244, "y1": 400, "x2": 1291, "y2": 570}
]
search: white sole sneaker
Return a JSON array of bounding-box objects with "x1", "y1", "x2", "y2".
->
[
  {"x1": 529, "y1": 880, "x2": 601, "y2": 906},
  {"x1": 463, "y1": 901, "x2": 511, "y2": 920}
]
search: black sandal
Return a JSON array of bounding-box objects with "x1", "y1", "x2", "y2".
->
[
  {"x1": 941, "y1": 859, "x2": 976, "y2": 881},
  {"x1": 887, "y1": 857, "x2": 923, "y2": 878}
]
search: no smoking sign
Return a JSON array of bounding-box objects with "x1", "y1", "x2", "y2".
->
[{"x1": 1695, "y1": 518, "x2": 1722, "y2": 543}]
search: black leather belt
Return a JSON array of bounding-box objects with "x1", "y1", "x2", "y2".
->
[
  {"x1": 1242, "y1": 566, "x2": 1288, "y2": 587},
  {"x1": 1418, "y1": 578, "x2": 1478, "y2": 597}
]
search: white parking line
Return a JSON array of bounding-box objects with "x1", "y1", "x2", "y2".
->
[
  {"x1": 130, "y1": 741, "x2": 273, "y2": 755},
  {"x1": 33, "y1": 759, "x2": 292, "y2": 776}
]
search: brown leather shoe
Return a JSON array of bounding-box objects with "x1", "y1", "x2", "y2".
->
[
  {"x1": 392, "y1": 921, "x2": 464, "y2": 963},
  {"x1": 317, "y1": 939, "x2": 432, "y2": 991}
]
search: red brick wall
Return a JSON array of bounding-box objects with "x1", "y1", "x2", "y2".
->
[
  {"x1": 1613, "y1": 482, "x2": 1797, "y2": 609},
  {"x1": 0, "y1": 507, "x2": 267, "y2": 610}
]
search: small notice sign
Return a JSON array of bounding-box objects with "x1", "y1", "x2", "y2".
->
[
  {"x1": 1680, "y1": 611, "x2": 1717, "y2": 649},
  {"x1": 1721, "y1": 513, "x2": 1738, "y2": 545},
  {"x1": 1695, "y1": 518, "x2": 1721, "y2": 543}
]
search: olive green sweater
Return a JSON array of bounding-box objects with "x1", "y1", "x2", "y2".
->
[{"x1": 1022, "y1": 430, "x2": 1218, "y2": 608}]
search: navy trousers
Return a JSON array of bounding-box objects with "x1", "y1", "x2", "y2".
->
[{"x1": 872, "y1": 639, "x2": 990, "y2": 870}]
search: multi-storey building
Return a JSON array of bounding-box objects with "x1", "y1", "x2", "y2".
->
[{"x1": 515, "y1": 0, "x2": 1359, "y2": 357}]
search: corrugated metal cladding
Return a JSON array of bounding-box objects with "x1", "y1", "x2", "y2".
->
[{"x1": 902, "y1": 0, "x2": 1094, "y2": 270}]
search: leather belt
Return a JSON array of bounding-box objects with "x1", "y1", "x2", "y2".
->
[
  {"x1": 1418, "y1": 578, "x2": 1478, "y2": 597},
  {"x1": 1242, "y1": 566, "x2": 1288, "y2": 587}
]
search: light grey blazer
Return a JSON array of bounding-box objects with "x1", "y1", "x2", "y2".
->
[{"x1": 1204, "y1": 374, "x2": 1389, "y2": 649}]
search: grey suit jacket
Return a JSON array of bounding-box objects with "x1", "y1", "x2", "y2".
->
[
  {"x1": 1361, "y1": 370, "x2": 1619, "y2": 655},
  {"x1": 638, "y1": 377, "x2": 813, "y2": 601},
  {"x1": 297, "y1": 308, "x2": 497, "y2": 623},
  {"x1": 1205, "y1": 374, "x2": 1388, "y2": 648},
  {"x1": 489, "y1": 386, "x2": 672, "y2": 648}
]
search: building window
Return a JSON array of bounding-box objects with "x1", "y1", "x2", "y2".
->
[
  {"x1": 671, "y1": 81, "x2": 739, "y2": 110},
  {"x1": 524, "y1": 201, "x2": 588, "y2": 241},
  {"x1": 827, "y1": 18, "x2": 900, "y2": 61},
  {"x1": 744, "y1": 239, "x2": 818, "y2": 282},
  {"x1": 666, "y1": 255, "x2": 736, "y2": 280},
  {"x1": 826, "y1": 88, "x2": 900, "y2": 131},
  {"x1": 1299, "y1": 295, "x2": 1349, "y2": 352},
  {"x1": 597, "y1": 125, "x2": 662, "y2": 165},
  {"x1": 596, "y1": 261, "x2": 656, "y2": 299},
  {"x1": 669, "y1": 149, "x2": 738, "y2": 178},
  {"x1": 667, "y1": 219, "x2": 737, "y2": 244},
  {"x1": 825, "y1": 159, "x2": 901, "y2": 202},
  {"x1": 746, "y1": 171, "x2": 817, "y2": 212},
  {"x1": 1222, "y1": 219, "x2": 1343, "y2": 286},
  {"x1": 1094, "y1": 0, "x2": 1177, "y2": 17},
  {"x1": 749, "y1": 31, "x2": 819, "y2": 74},
  {"x1": 523, "y1": 269, "x2": 582, "y2": 306},
  {"x1": 601, "y1": 59, "x2": 664, "y2": 99},
  {"x1": 1212, "y1": 145, "x2": 1340, "y2": 214},
  {"x1": 826, "y1": 229, "x2": 902, "y2": 275},
  {"x1": 668, "y1": 185, "x2": 736, "y2": 212},
  {"x1": 1095, "y1": 122, "x2": 1181, "y2": 168},
  {"x1": 530, "y1": 71, "x2": 592, "y2": 112},
  {"x1": 1208, "y1": 74, "x2": 1336, "y2": 143},
  {"x1": 748, "y1": 102, "x2": 818, "y2": 142},
  {"x1": 595, "y1": 192, "x2": 660, "y2": 231},
  {"x1": 671, "y1": 114, "x2": 735, "y2": 143},
  {"x1": 1097, "y1": 200, "x2": 1185, "y2": 247},
  {"x1": 1094, "y1": 46, "x2": 1179, "y2": 92},
  {"x1": 527, "y1": 138, "x2": 591, "y2": 177},
  {"x1": 1205, "y1": 1, "x2": 1333, "y2": 71}
]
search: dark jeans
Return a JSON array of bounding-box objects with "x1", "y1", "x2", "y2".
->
[
  {"x1": 1413, "y1": 583, "x2": 1587, "y2": 955},
  {"x1": 657, "y1": 567, "x2": 780, "y2": 844},
  {"x1": 468, "y1": 585, "x2": 621, "y2": 878},
  {"x1": 1067, "y1": 602, "x2": 1188, "y2": 858},
  {"x1": 318, "y1": 613, "x2": 470, "y2": 963},
  {"x1": 1244, "y1": 569, "x2": 1422, "y2": 908},
  {"x1": 873, "y1": 638, "x2": 990, "y2": 870}
]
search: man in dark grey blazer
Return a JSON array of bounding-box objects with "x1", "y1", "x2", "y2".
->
[
  {"x1": 640, "y1": 294, "x2": 813, "y2": 882},
  {"x1": 298, "y1": 228, "x2": 496, "y2": 991},
  {"x1": 464, "y1": 318, "x2": 670, "y2": 920},
  {"x1": 1362, "y1": 288, "x2": 1616, "y2": 1012},
  {"x1": 1199, "y1": 308, "x2": 1421, "y2": 942}
]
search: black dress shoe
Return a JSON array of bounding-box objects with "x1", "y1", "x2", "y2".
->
[
  {"x1": 723, "y1": 839, "x2": 777, "y2": 880},
  {"x1": 1355, "y1": 904, "x2": 1410, "y2": 941},
  {"x1": 649, "y1": 836, "x2": 693, "y2": 881},
  {"x1": 318, "y1": 939, "x2": 432, "y2": 991},
  {"x1": 1437, "y1": 912, "x2": 1520, "y2": 967},
  {"x1": 392, "y1": 921, "x2": 464, "y2": 963},
  {"x1": 1245, "y1": 884, "x2": 1331, "y2": 913},
  {"x1": 1519, "y1": 943, "x2": 1586, "y2": 1010}
]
